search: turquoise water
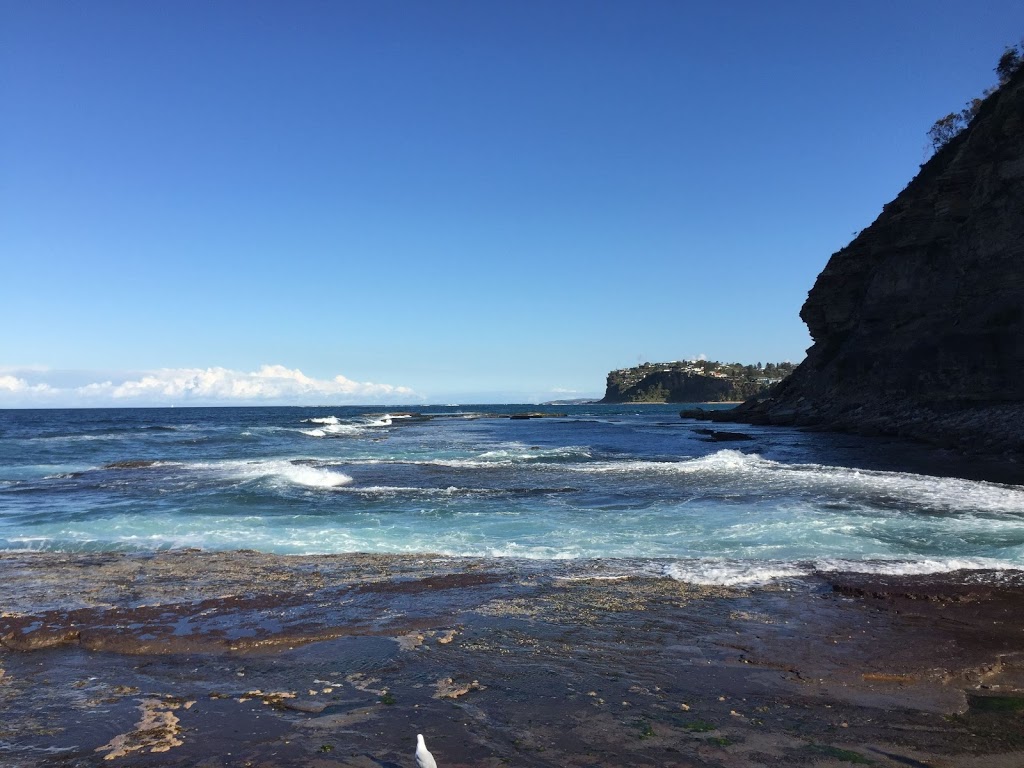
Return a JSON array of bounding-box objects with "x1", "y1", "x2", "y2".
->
[{"x1": 1, "y1": 405, "x2": 1023, "y2": 584}]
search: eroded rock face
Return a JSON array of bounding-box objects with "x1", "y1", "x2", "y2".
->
[{"x1": 735, "y1": 68, "x2": 1024, "y2": 454}]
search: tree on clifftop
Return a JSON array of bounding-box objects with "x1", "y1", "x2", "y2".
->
[
  {"x1": 927, "y1": 39, "x2": 1022, "y2": 153},
  {"x1": 996, "y1": 43, "x2": 1023, "y2": 84}
]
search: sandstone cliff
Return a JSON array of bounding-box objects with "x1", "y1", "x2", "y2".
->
[
  {"x1": 602, "y1": 368, "x2": 735, "y2": 403},
  {"x1": 713, "y1": 68, "x2": 1024, "y2": 455},
  {"x1": 602, "y1": 361, "x2": 793, "y2": 403}
]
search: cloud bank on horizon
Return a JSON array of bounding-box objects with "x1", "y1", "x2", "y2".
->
[{"x1": 0, "y1": 365, "x2": 418, "y2": 407}]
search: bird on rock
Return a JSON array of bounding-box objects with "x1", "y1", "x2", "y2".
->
[{"x1": 416, "y1": 733, "x2": 438, "y2": 768}]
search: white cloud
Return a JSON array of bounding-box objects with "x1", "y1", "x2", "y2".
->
[
  {"x1": 0, "y1": 374, "x2": 53, "y2": 394},
  {"x1": 0, "y1": 365, "x2": 417, "y2": 406},
  {"x1": 0, "y1": 375, "x2": 26, "y2": 392}
]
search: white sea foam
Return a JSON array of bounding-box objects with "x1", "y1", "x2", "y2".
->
[
  {"x1": 302, "y1": 416, "x2": 341, "y2": 425},
  {"x1": 332, "y1": 444, "x2": 592, "y2": 468},
  {"x1": 198, "y1": 459, "x2": 353, "y2": 489},
  {"x1": 814, "y1": 556, "x2": 1020, "y2": 575},
  {"x1": 321, "y1": 451, "x2": 588, "y2": 469},
  {"x1": 277, "y1": 463, "x2": 353, "y2": 488},
  {"x1": 570, "y1": 450, "x2": 1024, "y2": 516},
  {"x1": 478, "y1": 444, "x2": 591, "y2": 462},
  {"x1": 299, "y1": 414, "x2": 410, "y2": 436},
  {"x1": 301, "y1": 423, "x2": 366, "y2": 438},
  {"x1": 663, "y1": 555, "x2": 1023, "y2": 586},
  {"x1": 365, "y1": 413, "x2": 410, "y2": 427},
  {"x1": 665, "y1": 559, "x2": 809, "y2": 586}
]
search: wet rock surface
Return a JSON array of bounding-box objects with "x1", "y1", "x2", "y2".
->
[{"x1": 2, "y1": 552, "x2": 1024, "y2": 766}]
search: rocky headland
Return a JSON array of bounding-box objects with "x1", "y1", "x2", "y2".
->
[
  {"x1": 687, "y1": 66, "x2": 1024, "y2": 456},
  {"x1": 603, "y1": 360, "x2": 794, "y2": 404}
]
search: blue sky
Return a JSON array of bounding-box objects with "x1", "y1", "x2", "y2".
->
[{"x1": 3, "y1": 1, "x2": 1022, "y2": 405}]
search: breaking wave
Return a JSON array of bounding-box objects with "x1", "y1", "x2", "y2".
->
[
  {"x1": 299, "y1": 413, "x2": 413, "y2": 437},
  {"x1": 196, "y1": 459, "x2": 353, "y2": 489},
  {"x1": 570, "y1": 450, "x2": 1024, "y2": 515}
]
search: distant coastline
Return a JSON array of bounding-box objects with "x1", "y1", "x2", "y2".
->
[{"x1": 601, "y1": 359, "x2": 795, "y2": 404}]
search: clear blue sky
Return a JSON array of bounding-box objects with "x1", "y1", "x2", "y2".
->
[{"x1": 3, "y1": 1, "x2": 1022, "y2": 405}]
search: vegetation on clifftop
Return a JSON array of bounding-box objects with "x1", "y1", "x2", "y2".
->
[
  {"x1": 602, "y1": 359, "x2": 796, "y2": 404},
  {"x1": 927, "y1": 39, "x2": 1023, "y2": 152}
]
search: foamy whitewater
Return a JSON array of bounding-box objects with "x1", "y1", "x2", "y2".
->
[{"x1": 2, "y1": 404, "x2": 1023, "y2": 584}]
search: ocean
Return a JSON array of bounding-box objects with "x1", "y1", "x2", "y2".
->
[{"x1": 1, "y1": 404, "x2": 1022, "y2": 585}]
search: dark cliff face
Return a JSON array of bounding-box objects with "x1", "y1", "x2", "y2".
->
[{"x1": 734, "y1": 68, "x2": 1024, "y2": 454}]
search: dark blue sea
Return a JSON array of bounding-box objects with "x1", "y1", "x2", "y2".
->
[{"x1": 1, "y1": 404, "x2": 1022, "y2": 584}]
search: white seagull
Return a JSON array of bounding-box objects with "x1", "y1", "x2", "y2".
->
[{"x1": 415, "y1": 733, "x2": 438, "y2": 768}]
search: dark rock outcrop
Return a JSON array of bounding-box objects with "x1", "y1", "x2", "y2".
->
[
  {"x1": 695, "y1": 429, "x2": 755, "y2": 442},
  {"x1": 708, "y1": 68, "x2": 1024, "y2": 455}
]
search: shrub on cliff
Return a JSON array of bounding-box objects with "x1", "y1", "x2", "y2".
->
[
  {"x1": 996, "y1": 43, "x2": 1023, "y2": 84},
  {"x1": 928, "y1": 112, "x2": 967, "y2": 152},
  {"x1": 927, "y1": 40, "x2": 1022, "y2": 153}
]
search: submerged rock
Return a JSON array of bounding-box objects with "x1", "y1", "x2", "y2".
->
[{"x1": 693, "y1": 428, "x2": 755, "y2": 442}]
